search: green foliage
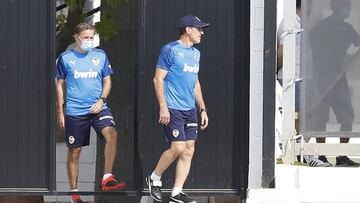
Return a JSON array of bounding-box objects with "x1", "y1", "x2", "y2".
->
[
  {"x1": 95, "y1": 10, "x2": 118, "y2": 40},
  {"x1": 56, "y1": 0, "x2": 123, "y2": 55},
  {"x1": 292, "y1": 161, "x2": 307, "y2": 166},
  {"x1": 106, "y1": 0, "x2": 121, "y2": 8},
  {"x1": 56, "y1": 14, "x2": 67, "y2": 30},
  {"x1": 57, "y1": 0, "x2": 122, "y2": 43},
  {"x1": 64, "y1": 0, "x2": 86, "y2": 11}
]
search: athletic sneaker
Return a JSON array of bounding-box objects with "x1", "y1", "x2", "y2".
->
[
  {"x1": 145, "y1": 175, "x2": 162, "y2": 202},
  {"x1": 336, "y1": 156, "x2": 360, "y2": 167},
  {"x1": 318, "y1": 155, "x2": 333, "y2": 167},
  {"x1": 71, "y1": 195, "x2": 83, "y2": 203},
  {"x1": 305, "y1": 156, "x2": 332, "y2": 167},
  {"x1": 169, "y1": 192, "x2": 196, "y2": 203},
  {"x1": 101, "y1": 175, "x2": 126, "y2": 191}
]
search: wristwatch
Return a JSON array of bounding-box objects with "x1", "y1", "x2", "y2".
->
[
  {"x1": 199, "y1": 108, "x2": 207, "y2": 113},
  {"x1": 100, "y1": 97, "x2": 107, "y2": 103}
]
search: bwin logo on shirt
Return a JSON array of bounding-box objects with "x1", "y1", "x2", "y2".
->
[
  {"x1": 74, "y1": 69, "x2": 98, "y2": 79},
  {"x1": 183, "y1": 64, "x2": 199, "y2": 73}
]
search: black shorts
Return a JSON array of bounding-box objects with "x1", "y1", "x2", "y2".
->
[
  {"x1": 163, "y1": 108, "x2": 198, "y2": 142},
  {"x1": 65, "y1": 109, "x2": 116, "y2": 148}
]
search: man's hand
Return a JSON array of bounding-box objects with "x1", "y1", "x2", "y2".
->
[
  {"x1": 159, "y1": 107, "x2": 170, "y2": 125},
  {"x1": 57, "y1": 112, "x2": 65, "y2": 129},
  {"x1": 90, "y1": 99, "x2": 104, "y2": 114},
  {"x1": 200, "y1": 111, "x2": 208, "y2": 130}
]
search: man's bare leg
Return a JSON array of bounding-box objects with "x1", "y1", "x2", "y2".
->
[
  {"x1": 101, "y1": 126, "x2": 118, "y2": 174},
  {"x1": 154, "y1": 141, "x2": 186, "y2": 176},
  {"x1": 173, "y1": 140, "x2": 195, "y2": 189},
  {"x1": 67, "y1": 147, "x2": 82, "y2": 190}
]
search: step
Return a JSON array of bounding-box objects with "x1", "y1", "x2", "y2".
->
[{"x1": 247, "y1": 164, "x2": 360, "y2": 202}]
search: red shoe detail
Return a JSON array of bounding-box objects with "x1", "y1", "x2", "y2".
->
[
  {"x1": 71, "y1": 195, "x2": 80, "y2": 201},
  {"x1": 71, "y1": 195, "x2": 83, "y2": 202},
  {"x1": 101, "y1": 175, "x2": 126, "y2": 191}
]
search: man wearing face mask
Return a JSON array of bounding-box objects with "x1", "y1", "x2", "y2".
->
[{"x1": 56, "y1": 22, "x2": 125, "y2": 203}]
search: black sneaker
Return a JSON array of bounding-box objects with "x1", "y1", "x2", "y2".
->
[
  {"x1": 336, "y1": 156, "x2": 360, "y2": 167},
  {"x1": 169, "y1": 192, "x2": 196, "y2": 203},
  {"x1": 318, "y1": 156, "x2": 333, "y2": 167},
  {"x1": 145, "y1": 175, "x2": 162, "y2": 202}
]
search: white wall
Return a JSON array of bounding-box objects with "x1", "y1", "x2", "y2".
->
[
  {"x1": 277, "y1": 0, "x2": 284, "y2": 28},
  {"x1": 248, "y1": 0, "x2": 264, "y2": 189}
]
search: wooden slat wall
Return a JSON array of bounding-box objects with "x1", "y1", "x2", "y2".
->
[
  {"x1": 137, "y1": 0, "x2": 250, "y2": 190},
  {"x1": 0, "y1": 0, "x2": 55, "y2": 189}
]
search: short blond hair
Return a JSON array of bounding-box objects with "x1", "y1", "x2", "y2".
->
[{"x1": 74, "y1": 22, "x2": 96, "y2": 35}]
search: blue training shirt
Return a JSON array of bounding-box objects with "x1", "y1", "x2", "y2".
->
[
  {"x1": 156, "y1": 40, "x2": 201, "y2": 111},
  {"x1": 56, "y1": 48, "x2": 113, "y2": 116}
]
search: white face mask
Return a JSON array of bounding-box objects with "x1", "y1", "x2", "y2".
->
[{"x1": 79, "y1": 39, "x2": 94, "y2": 52}]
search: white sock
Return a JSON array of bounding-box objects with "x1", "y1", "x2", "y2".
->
[
  {"x1": 151, "y1": 171, "x2": 161, "y2": 181},
  {"x1": 103, "y1": 173, "x2": 112, "y2": 180},
  {"x1": 70, "y1": 188, "x2": 78, "y2": 192},
  {"x1": 171, "y1": 187, "x2": 182, "y2": 197}
]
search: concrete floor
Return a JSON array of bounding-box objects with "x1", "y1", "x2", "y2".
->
[{"x1": 247, "y1": 164, "x2": 360, "y2": 203}]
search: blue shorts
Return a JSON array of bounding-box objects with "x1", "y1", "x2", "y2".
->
[
  {"x1": 65, "y1": 109, "x2": 116, "y2": 148},
  {"x1": 164, "y1": 108, "x2": 198, "y2": 142}
]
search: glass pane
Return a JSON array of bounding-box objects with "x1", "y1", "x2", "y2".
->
[{"x1": 301, "y1": 0, "x2": 360, "y2": 137}]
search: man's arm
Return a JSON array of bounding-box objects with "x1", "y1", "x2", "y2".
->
[
  {"x1": 101, "y1": 75, "x2": 112, "y2": 99},
  {"x1": 90, "y1": 76, "x2": 111, "y2": 114},
  {"x1": 194, "y1": 79, "x2": 208, "y2": 130},
  {"x1": 277, "y1": 44, "x2": 283, "y2": 73},
  {"x1": 56, "y1": 78, "x2": 66, "y2": 129},
  {"x1": 276, "y1": 20, "x2": 284, "y2": 74},
  {"x1": 153, "y1": 68, "x2": 170, "y2": 125}
]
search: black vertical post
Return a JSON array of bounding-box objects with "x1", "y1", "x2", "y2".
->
[
  {"x1": 262, "y1": 0, "x2": 277, "y2": 188},
  {"x1": 233, "y1": 0, "x2": 250, "y2": 196},
  {"x1": 48, "y1": 0, "x2": 56, "y2": 192},
  {"x1": 135, "y1": 0, "x2": 144, "y2": 191}
]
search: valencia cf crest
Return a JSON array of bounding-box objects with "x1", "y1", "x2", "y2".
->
[
  {"x1": 92, "y1": 57, "x2": 100, "y2": 66},
  {"x1": 68, "y1": 136, "x2": 75, "y2": 144},
  {"x1": 172, "y1": 129, "x2": 180, "y2": 137}
]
